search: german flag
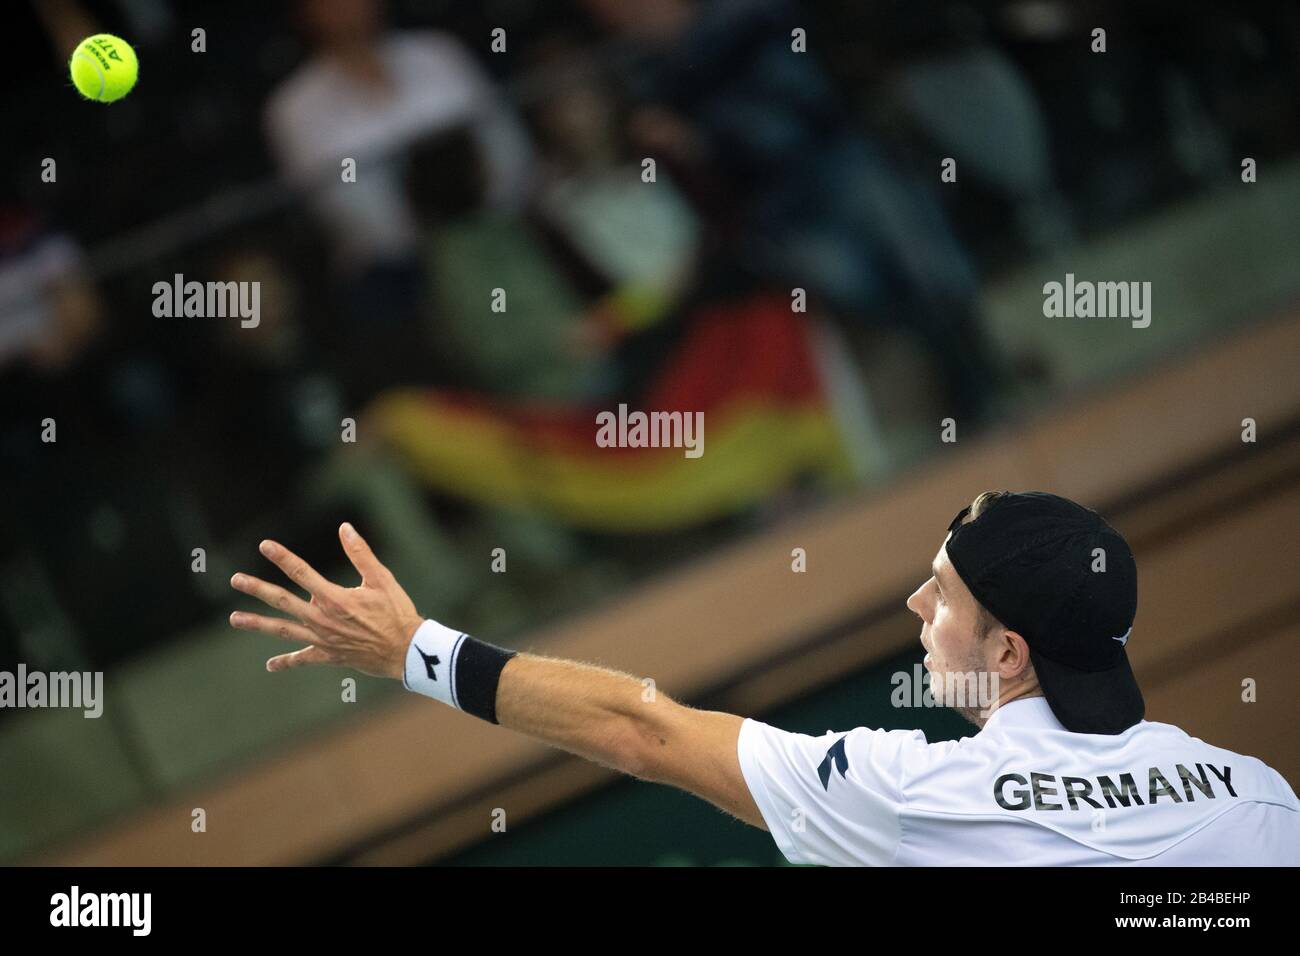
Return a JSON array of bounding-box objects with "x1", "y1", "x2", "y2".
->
[{"x1": 366, "y1": 295, "x2": 853, "y2": 531}]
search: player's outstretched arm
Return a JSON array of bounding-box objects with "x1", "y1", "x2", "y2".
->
[
  {"x1": 228, "y1": 523, "x2": 765, "y2": 829},
  {"x1": 494, "y1": 654, "x2": 761, "y2": 827}
]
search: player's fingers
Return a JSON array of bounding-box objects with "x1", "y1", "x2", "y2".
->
[
  {"x1": 338, "y1": 522, "x2": 388, "y2": 584},
  {"x1": 229, "y1": 611, "x2": 328, "y2": 647},
  {"x1": 266, "y1": 645, "x2": 334, "y2": 673},
  {"x1": 230, "y1": 572, "x2": 321, "y2": 624},
  {"x1": 259, "y1": 539, "x2": 339, "y2": 600}
]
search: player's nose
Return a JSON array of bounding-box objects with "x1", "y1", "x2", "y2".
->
[{"x1": 906, "y1": 584, "x2": 927, "y2": 620}]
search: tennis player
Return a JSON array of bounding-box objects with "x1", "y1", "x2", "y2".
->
[{"x1": 229, "y1": 490, "x2": 1299, "y2": 865}]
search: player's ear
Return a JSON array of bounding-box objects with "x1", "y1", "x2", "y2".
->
[{"x1": 997, "y1": 629, "x2": 1033, "y2": 680}]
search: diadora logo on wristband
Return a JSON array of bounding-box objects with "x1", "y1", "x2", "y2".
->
[{"x1": 415, "y1": 646, "x2": 441, "y2": 681}]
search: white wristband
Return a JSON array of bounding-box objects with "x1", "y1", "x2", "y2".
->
[{"x1": 402, "y1": 619, "x2": 468, "y2": 707}]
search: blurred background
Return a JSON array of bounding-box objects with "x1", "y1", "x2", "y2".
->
[{"x1": 2, "y1": 0, "x2": 1299, "y2": 865}]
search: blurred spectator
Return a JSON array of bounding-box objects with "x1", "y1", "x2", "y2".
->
[
  {"x1": 263, "y1": 0, "x2": 535, "y2": 304},
  {"x1": 582, "y1": 0, "x2": 1002, "y2": 421},
  {"x1": 995, "y1": 0, "x2": 1224, "y2": 235},
  {"x1": 0, "y1": 203, "x2": 101, "y2": 374},
  {"x1": 889, "y1": 42, "x2": 1074, "y2": 254},
  {"x1": 405, "y1": 126, "x2": 611, "y2": 401},
  {"x1": 0, "y1": 201, "x2": 211, "y2": 666},
  {"x1": 526, "y1": 37, "x2": 702, "y2": 344}
]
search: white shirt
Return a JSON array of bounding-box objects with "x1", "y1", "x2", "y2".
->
[
  {"x1": 738, "y1": 696, "x2": 1300, "y2": 866},
  {"x1": 264, "y1": 31, "x2": 534, "y2": 271}
]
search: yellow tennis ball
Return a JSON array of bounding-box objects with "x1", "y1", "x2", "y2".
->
[{"x1": 70, "y1": 34, "x2": 139, "y2": 103}]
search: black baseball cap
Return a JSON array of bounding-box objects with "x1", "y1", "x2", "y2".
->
[{"x1": 943, "y1": 491, "x2": 1144, "y2": 735}]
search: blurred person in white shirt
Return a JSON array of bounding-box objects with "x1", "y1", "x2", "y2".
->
[{"x1": 264, "y1": 0, "x2": 535, "y2": 287}]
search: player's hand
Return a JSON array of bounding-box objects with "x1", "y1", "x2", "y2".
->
[{"x1": 228, "y1": 523, "x2": 424, "y2": 679}]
